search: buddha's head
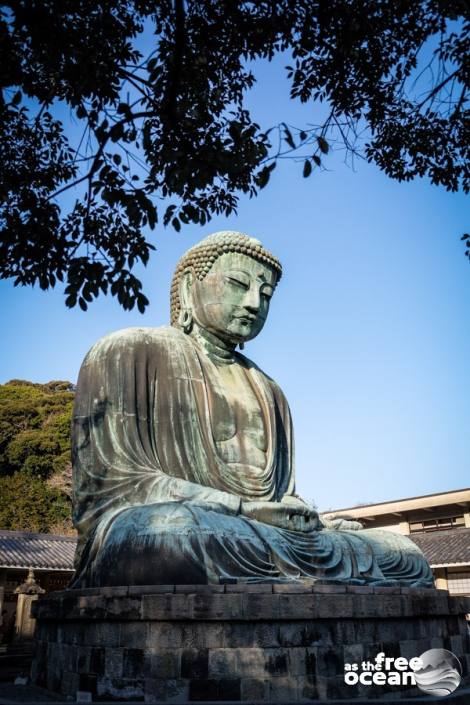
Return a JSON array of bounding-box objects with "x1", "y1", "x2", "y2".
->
[{"x1": 170, "y1": 231, "x2": 282, "y2": 346}]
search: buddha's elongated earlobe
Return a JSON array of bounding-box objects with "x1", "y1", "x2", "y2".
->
[
  {"x1": 179, "y1": 270, "x2": 194, "y2": 334},
  {"x1": 179, "y1": 308, "x2": 193, "y2": 334}
]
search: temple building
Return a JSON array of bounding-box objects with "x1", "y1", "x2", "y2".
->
[
  {"x1": 322, "y1": 487, "x2": 470, "y2": 595},
  {"x1": 0, "y1": 530, "x2": 75, "y2": 644}
]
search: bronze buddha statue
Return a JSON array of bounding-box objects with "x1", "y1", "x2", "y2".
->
[{"x1": 72, "y1": 231, "x2": 433, "y2": 588}]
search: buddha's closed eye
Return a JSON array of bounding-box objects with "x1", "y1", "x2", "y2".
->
[
  {"x1": 261, "y1": 286, "x2": 273, "y2": 299},
  {"x1": 226, "y1": 274, "x2": 250, "y2": 289}
]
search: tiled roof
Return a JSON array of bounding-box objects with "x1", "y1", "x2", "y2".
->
[
  {"x1": 410, "y1": 528, "x2": 470, "y2": 566},
  {"x1": 0, "y1": 530, "x2": 76, "y2": 571}
]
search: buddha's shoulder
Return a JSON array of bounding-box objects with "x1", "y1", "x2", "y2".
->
[{"x1": 83, "y1": 326, "x2": 187, "y2": 364}]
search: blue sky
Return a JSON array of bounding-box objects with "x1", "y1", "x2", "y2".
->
[{"x1": 1, "y1": 55, "x2": 469, "y2": 511}]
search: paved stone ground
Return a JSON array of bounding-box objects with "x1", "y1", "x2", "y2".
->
[
  {"x1": 2, "y1": 682, "x2": 470, "y2": 705},
  {"x1": 0, "y1": 683, "x2": 66, "y2": 703}
]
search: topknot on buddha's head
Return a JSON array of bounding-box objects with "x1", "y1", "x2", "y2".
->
[{"x1": 170, "y1": 231, "x2": 282, "y2": 326}]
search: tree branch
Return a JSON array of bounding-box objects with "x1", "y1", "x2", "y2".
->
[
  {"x1": 416, "y1": 69, "x2": 461, "y2": 110},
  {"x1": 162, "y1": 0, "x2": 186, "y2": 124},
  {"x1": 47, "y1": 111, "x2": 153, "y2": 201}
]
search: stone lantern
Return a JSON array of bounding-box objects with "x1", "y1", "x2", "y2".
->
[{"x1": 14, "y1": 569, "x2": 45, "y2": 641}]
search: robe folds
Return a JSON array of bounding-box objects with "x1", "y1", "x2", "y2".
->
[{"x1": 72, "y1": 326, "x2": 433, "y2": 587}]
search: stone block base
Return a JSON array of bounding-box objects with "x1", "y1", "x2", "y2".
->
[{"x1": 31, "y1": 584, "x2": 470, "y2": 702}]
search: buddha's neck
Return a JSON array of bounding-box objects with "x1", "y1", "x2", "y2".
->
[{"x1": 190, "y1": 324, "x2": 239, "y2": 364}]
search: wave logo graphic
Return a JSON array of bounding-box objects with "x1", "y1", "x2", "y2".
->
[{"x1": 414, "y1": 649, "x2": 462, "y2": 697}]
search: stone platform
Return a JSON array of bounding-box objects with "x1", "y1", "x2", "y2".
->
[{"x1": 31, "y1": 584, "x2": 470, "y2": 702}]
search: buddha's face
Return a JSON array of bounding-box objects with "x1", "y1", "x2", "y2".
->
[{"x1": 187, "y1": 252, "x2": 277, "y2": 344}]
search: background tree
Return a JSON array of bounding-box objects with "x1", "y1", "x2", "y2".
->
[
  {"x1": 1, "y1": 1, "x2": 468, "y2": 311},
  {"x1": 0, "y1": 380, "x2": 74, "y2": 533},
  {"x1": 0, "y1": 472, "x2": 71, "y2": 534}
]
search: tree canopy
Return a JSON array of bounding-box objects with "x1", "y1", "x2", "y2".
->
[
  {"x1": 0, "y1": 379, "x2": 74, "y2": 533},
  {"x1": 1, "y1": 1, "x2": 468, "y2": 311}
]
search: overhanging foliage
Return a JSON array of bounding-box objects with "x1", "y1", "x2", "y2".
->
[{"x1": 1, "y1": 1, "x2": 468, "y2": 310}]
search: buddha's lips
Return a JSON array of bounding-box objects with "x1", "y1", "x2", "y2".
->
[{"x1": 234, "y1": 314, "x2": 256, "y2": 323}]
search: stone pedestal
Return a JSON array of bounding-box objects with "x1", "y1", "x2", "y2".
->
[{"x1": 31, "y1": 584, "x2": 470, "y2": 702}]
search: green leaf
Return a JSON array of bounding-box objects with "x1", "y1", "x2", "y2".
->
[
  {"x1": 312, "y1": 155, "x2": 321, "y2": 166},
  {"x1": 110, "y1": 123, "x2": 124, "y2": 141},
  {"x1": 147, "y1": 58, "x2": 158, "y2": 73},
  {"x1": 164, "y1": 205, "x2": 176, "y2": 226},
  {"x1": 65, "y1": 294, "x2": 77, "y2": 308},
  {"x1": 147, "y1": 204, "x2": 157, "y2": 229},
  {"x1": 117, "y1": 102, "x2": 132, "y2": 117},
  {"x1": 303, "y1": 160, "x2": 312, "y2": 177},
  {"x1": 137, "y1": 294, "x2": 149, "y2": 314},
  {"x1": 142, "y1": 123, "x2": 152, "y2": 151},
  {"x1": 257, "y1": 167, "x2": 270, "y2": 189},
  {"x1": 256, "y1": 161, "x2": 276, "y2": 189},
  {"x1": 229, "y1": 120, "x2": 242, "y2": 141},
  {"x1": 12, "y1": 90, "x2": 22, "y2": 106},
  {"x1": 317, "y1": 136, "x2": 329, "y2": 154},
  {"x1": 283, "y1": 123, "x2": 296, "y2": 150}
]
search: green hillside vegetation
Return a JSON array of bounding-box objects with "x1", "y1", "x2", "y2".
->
[{"x1": 0, "y1": 380, "x2": 75, "y2": 534}]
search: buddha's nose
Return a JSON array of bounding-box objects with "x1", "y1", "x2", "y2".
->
[{"x1": 244, "y1": 286, "x2": 260, "y2": 312}]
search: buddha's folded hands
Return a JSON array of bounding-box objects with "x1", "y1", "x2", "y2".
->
[
  {"x1": 320, "y1": 516, "x2": 364, "y2": 531},
  {"x1": 240, "y1": 499, "x2": 318, "y2": 533}
]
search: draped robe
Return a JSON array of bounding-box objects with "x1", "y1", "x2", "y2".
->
[{"x1": 72, "y1": 326, "x2": 433, "y2": 587}]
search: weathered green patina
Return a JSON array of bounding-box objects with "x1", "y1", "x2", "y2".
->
[{"x1": 72, "y1": 231, "x2": 433, "y2": 587}]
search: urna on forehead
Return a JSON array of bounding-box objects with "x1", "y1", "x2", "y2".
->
[{"x1": 170, "y1": 230, "x2": 282, "y2": 325}]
